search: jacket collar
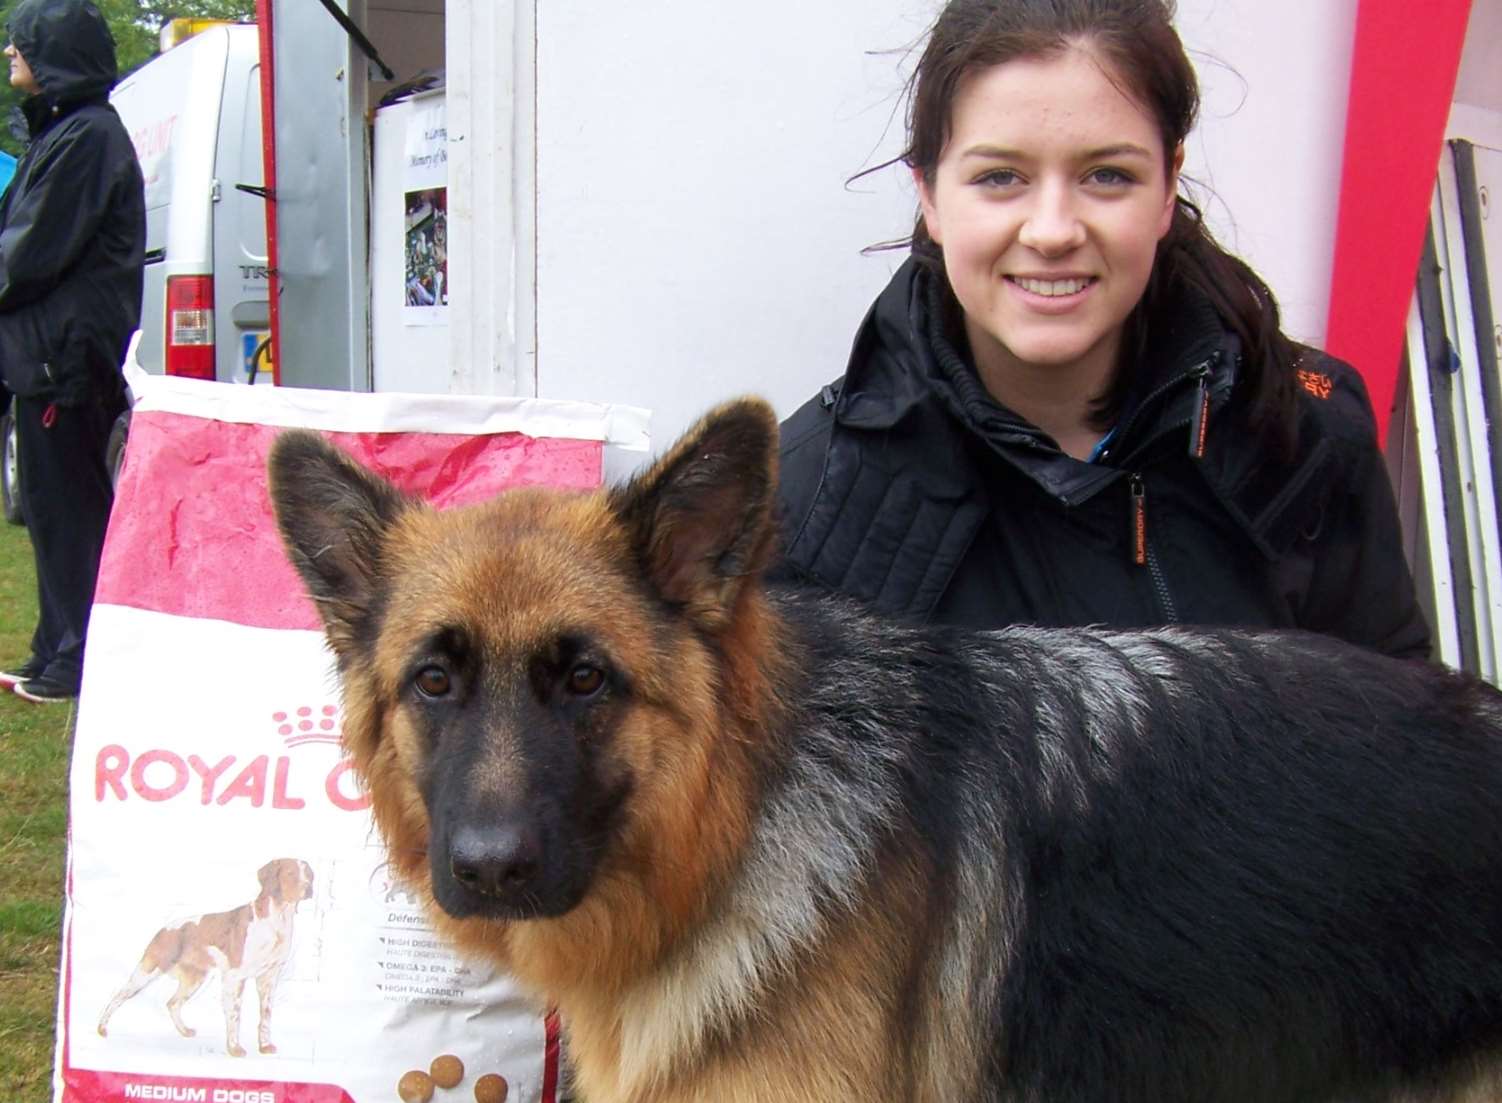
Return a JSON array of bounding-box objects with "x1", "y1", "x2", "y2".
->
[
  {"x1": 834, "y1": 257, "x2": 1240, "y2": 503},
  {"x1": 829, "y1": 259, "x2": 938, "y2": 431},
  {"x1": 19, "y1": 91, "x2": 107, "y2": 141}
]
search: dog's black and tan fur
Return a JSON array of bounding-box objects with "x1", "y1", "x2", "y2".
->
[{"x1": 270, "y1": 399, "x2": 1502, "y2": 1103}]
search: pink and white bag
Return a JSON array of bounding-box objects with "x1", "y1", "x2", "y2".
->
[{"x1": 55, "y1": 371, "x2": 648, "y2": 1103}]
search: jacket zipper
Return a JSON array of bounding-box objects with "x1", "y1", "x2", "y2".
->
[
  {"x1": 1097, "y1": 354, "x2": 1222, "y2": 620},
  {"x1": 1188, "y1": 362, "x2": 1212, "y2": 458},
  {"x1": 1101, "y1": 353, "x2": 1219, "y2": 466},
  {"x1": 1128, "y1": 474, "x2": 1147, "y2": 566},
  {"x1": 1127, "y1": 472, "x2": 1179, "y2": 622}
]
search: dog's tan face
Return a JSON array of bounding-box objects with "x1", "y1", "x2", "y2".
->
[
  {"x1": 268, "y1": 401, "x2": 780, "y2": 938},
  {"x1": 346, "y1": 491, "x2": 671, "y2": 921}
]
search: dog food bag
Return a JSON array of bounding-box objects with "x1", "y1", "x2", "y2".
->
[{"x1": 55, "y1": 372, "x2": 649, "y2": 1103}]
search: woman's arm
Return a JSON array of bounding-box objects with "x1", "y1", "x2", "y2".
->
[{"x1": 1295, "y1": 364, "x2": 1432, "y2": 660}]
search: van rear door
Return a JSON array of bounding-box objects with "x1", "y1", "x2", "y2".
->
[
  {"x1": 112, "y1": 25, "x2": 269, "y2": 384},
  {"x1": 213, "y1": 27, "x2": 272, "y2": 384}
]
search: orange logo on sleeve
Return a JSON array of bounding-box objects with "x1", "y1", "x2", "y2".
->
[{"x1": 1297, "y1": 370, "x2": 1333, "y2": 400}]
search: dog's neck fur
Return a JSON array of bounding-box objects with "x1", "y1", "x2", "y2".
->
[
  {"x1": 552, "y1": 595, "x2": 920, "y2": 1098},
  {"x1": 254, "y1": 889, "x2": 290, "y2": 922}
]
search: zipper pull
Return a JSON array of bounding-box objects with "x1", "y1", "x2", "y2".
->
[
  {"x1": 1129, "y1": 474, "x2": 1147, "y2": 566},
  {"x1": 1188, "y1": 363, "x2": 1211, "y2": 458}
]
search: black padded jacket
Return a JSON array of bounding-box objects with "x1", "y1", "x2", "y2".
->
[
  {"x1": 775, "y1": 258, "x2": 1432, "y2": 660},
  {"x1": 0, "y1": 0, "x2": 144, "y2": 406}
]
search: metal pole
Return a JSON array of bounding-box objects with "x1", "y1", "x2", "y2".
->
[{"x1": 254, "y1": 0, "x2": 282, "y2": 385}]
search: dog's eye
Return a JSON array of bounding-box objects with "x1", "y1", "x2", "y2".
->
[
  {"x1": 567, "y1": 663, "x2": 605, "y2": 698},
  {"x1": 415, "y1": 665, "x2": 451, "y2": 698}
]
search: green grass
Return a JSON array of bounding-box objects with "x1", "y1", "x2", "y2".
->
[{"x1": 0, "y1": 520, "x2": 74, "y2": 1103}]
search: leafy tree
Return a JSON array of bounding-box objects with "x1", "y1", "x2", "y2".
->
[{"x1": 0, "y1": 0, "x2": 253, "y2": 158}]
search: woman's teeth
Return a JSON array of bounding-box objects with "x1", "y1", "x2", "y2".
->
[{"x1": 1013, "y1": 277, "x2": 1092, "y2": 297}]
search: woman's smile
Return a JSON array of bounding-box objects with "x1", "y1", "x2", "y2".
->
[{"x1": 1006, "y1": 274, "x2": 1100, "y2": 310}]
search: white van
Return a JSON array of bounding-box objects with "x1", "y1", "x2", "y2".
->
[{"x1": 1, "y1": 23, "x2": 270, "y2": 524}]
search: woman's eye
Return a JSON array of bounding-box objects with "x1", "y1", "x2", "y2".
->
[
  {"x1": 567, "y1": 663, "x2": 606, "y2": 698},
  {"x1": 976, "y1": 168, "x2": 1022, "y2": 188},
  {"x1": 415, "y1": 666, "x2": 451, "y2": 698},
  {"x1": 1086, "y1": 167, "x2": 1132, "y2": 186}
]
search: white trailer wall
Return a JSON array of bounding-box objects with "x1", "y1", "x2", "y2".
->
[{"x1": 532, "y1": 1, "x2": 924, "y2": 446}]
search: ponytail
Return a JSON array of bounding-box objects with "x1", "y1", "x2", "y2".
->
[{"x1": 1136, "y1": 196, "x2": 1302, "y2": 457}]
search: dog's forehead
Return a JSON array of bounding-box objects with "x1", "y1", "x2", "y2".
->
[{"x1": 380, "y1": 488, "x2": 647, "y2": 657}]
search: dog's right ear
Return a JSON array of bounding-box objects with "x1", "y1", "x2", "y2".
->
[{"x1": 267, "y1": 431, "x2": 414, "y2": 658}]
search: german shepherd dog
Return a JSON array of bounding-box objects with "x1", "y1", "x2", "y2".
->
[{"x1": 269, "y1": 400, "x2": 1502, "y2": 1103}]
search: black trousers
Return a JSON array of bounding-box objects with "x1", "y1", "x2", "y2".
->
[{"x1": 14, "y1": 392, "x2": 119, "y2": 689}]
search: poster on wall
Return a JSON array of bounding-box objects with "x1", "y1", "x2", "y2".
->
[{"x1": 404, "y1": 100, "x2": 448, "y2": 325}]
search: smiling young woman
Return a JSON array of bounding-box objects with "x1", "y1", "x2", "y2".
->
[
  {"x1": 774, "y1": 0, "x2": 1430, "y2": 660},
  {"x1": 914, "y1": 48, "x2": 1182, "y2": 458}
]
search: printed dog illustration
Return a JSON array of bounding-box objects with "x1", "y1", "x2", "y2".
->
[
  {"x1": 97, "y1": 857, "x2": 314, "y2": 1057},
  {"x1": 269, "y1": 400, "x2": 1502, "y2": 1102}
]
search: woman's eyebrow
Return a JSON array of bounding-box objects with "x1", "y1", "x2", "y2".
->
[
  {"x1": 960, "y1": 144, "x2": 1026, "y2": 161},
  {"x1": 958, "y1": 142, "x2": 1155, "y2": 161},
  {"x1": 1082, "y1": 143, "x2": 1155, "y2": 160}
]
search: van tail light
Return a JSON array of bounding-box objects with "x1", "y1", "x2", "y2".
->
[{"x1": 166, "y1": 275, "x2": 215, "y2": 380}]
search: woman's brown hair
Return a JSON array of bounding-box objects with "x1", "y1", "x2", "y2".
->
[{"x1": 899, "y1": 0, "x2": 1300, "y2": 447}]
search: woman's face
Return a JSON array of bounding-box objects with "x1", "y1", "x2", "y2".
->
[
  {"x1": 4, "y1": 42, "x2": 40, "y2": 96},
  {"x1": 916, "y1": 48, "x2": 1181, "y2": 387}
]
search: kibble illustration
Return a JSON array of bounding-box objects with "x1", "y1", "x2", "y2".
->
[
  {"x1": 397, "y1": 1055, "x2": 506, "y2": 1103},
  {"x1": 430, "y1": 1054, "x2": 464, "y2": 1089}
]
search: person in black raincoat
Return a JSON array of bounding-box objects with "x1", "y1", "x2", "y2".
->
[
  {"x1": 775, "y1": 0, "x2": 1430, "y2": 661},
  {"x1": 0, "y1": 0, "x2": 144, "y2": 702}
]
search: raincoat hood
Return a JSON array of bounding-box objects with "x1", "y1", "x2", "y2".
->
[{"x1": 7, "y1": 0, "x2": 117, "y2": 105}]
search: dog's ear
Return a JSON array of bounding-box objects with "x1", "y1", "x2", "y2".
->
[
  {"x1": 267, "y1": 430, "x2": 414, "y2": 658},
  {"x1": 256, "y1": 860, "x2": 279, "y2": 895},
  {"x1": 611, "y1": 398, "x2": 779, "y2": 630}
]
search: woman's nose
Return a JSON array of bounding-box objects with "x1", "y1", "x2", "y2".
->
[{"x1": 1017, "y1": 182, "x2": 1087, "y2": 256}]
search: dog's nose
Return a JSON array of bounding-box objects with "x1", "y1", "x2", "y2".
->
[{"x1": 449, "y1": 824, "x2": 541, "y2": 897}]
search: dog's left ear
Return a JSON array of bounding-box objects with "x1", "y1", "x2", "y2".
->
[
  {"x1": 611, "y1": 398, "x2": 779, "y2": 631},
  {"x1": 267, "y1": 430, "x2": 415, "y2": 660}
]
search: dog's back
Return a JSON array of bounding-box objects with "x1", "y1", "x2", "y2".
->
[{"x1": 765, "y1": 595, "x2": 1502, "y2": 1101}]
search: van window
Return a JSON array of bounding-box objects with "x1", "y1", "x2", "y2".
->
[{"x1": 237, "y1": 60, "x2": 268, "y2": 259}]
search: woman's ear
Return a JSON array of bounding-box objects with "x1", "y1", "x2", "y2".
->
[
  {"x1": 913, "y1": 165, "x2": 943, "y2": 246},
  {"x1": 1158, "y1": 143, "x2": 1186, "y2": 239}
]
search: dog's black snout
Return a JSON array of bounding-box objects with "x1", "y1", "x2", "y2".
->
[{"x1": 449, "y1": 824, "x2": 541, "y2": 897}]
